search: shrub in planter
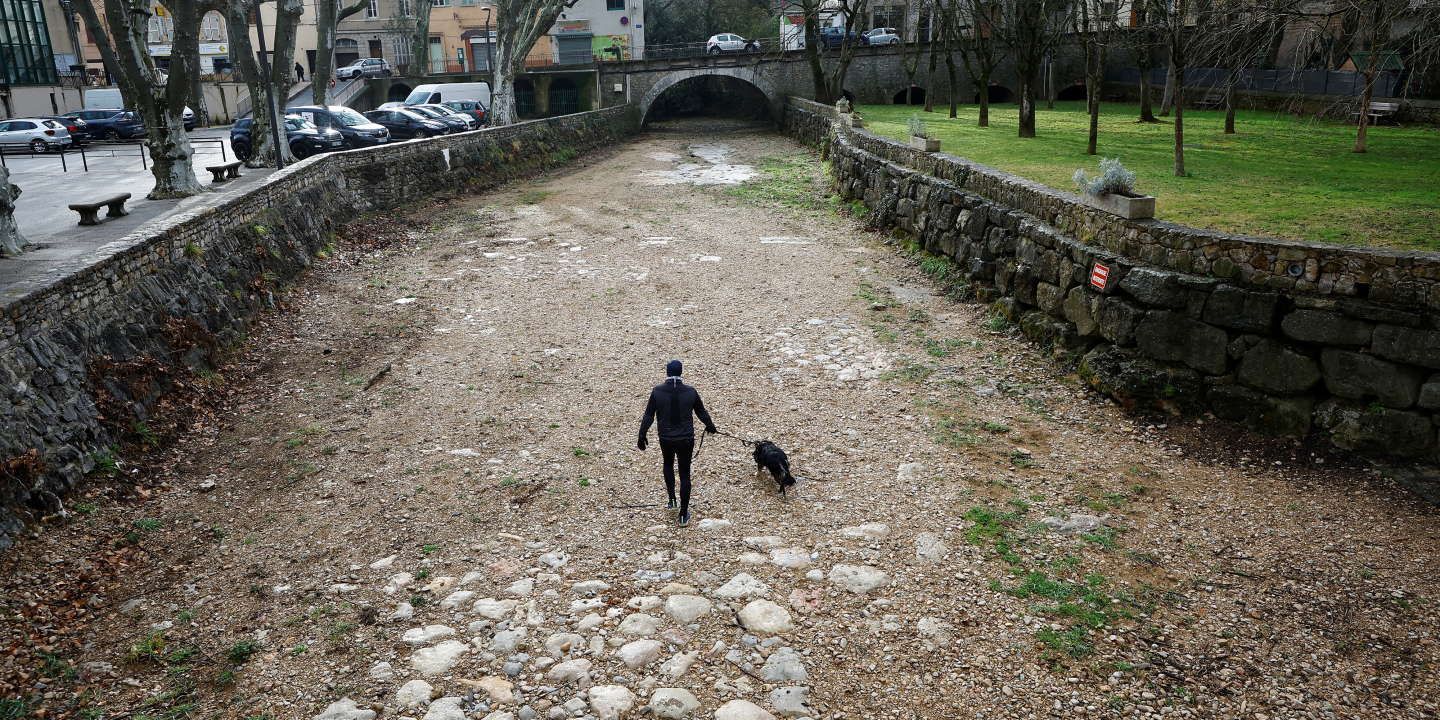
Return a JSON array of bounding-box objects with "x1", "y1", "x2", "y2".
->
[
  {"x1": 1073, "y1": 158, "x2": 1155, "y2": 219},
  {"x1": 908, "y1": 116, "x2": 940, "y2": 152}
]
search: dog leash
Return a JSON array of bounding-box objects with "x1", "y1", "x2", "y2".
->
[{"x1": 716, "y1": 429, "x2": 758, "y2": 448}]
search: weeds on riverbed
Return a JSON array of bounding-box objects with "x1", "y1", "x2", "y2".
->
[{"x1": 724, "y1": 155, "x2": 833, "y2": 213}]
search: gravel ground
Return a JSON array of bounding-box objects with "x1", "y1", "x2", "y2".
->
[{"x1": 2, "y1": 119, "x2": 1437, "y2": 720}]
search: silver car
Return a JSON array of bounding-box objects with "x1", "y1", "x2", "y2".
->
[
  {"x1": 336, "y1": 57, "x2": 392, "y2": 80},
  {"x1": 865, "y1": 27, "x2": 901, "y2": 45},
  {"x1": 0, "y1": 118, "x2": 72, "y2": 153}
]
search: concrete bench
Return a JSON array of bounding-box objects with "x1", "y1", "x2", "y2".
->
[
  {"x1": 205, "y1": 161, "x2": 243, "y2": 183},
  {"x1": 67, "y1": 193, "x2": 131, "y2": 226}
]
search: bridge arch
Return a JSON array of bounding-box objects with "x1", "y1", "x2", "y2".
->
[{"x1": 638, "y1": 66, "x2": 779, "y2": 124}]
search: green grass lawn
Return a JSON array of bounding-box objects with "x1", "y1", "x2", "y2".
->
[{"x1": 858, "y1": 101, "x2": 1440, "y2": 250}]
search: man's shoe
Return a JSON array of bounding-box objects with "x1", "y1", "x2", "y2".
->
[
  {"x1": 677, "y1": 511, "x2": 690, "y2": 527},
  {"x1": 667, "y1": 497, "x2": 678, "y2": 511}
]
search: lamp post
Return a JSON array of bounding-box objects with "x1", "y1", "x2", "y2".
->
[{"x1": 482, "y1": 6, "x2": 495, "y2": 121}]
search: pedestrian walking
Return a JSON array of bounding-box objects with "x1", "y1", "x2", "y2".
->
[
  {"x1": 637, "y1": 359, "x2": 717, "y2": 527},
  {"x1": 295, "y1": 62, "x2": 305, "y2": 82}
]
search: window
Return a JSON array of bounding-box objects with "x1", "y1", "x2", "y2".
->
[
  {"x1": 606, "y1": 0, "x2": 624, "y2": 9},
  {"x1": 397, "y1": 0, "x2": 411, "y2": 15},
  {"x1": 0, "y1": 0, "x2": 59, "y2": 85},
  {"x1": 432, "y1": 0, "x2": 450, "y2": 7},
  {"x1": 365, "y1": 0, "x2": 378, "y2": 18},
  {"x1": 200, "y1": 11, "x2": 224, "y2": 41}
]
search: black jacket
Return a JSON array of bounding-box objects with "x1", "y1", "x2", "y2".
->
[{"x1": 639, "y1": 378, "x2": 716, "y2": 443}]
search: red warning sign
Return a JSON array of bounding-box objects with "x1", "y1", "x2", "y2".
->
[{"x1": 1089, "y1": 262, "x2": 1111, "y2": 291}]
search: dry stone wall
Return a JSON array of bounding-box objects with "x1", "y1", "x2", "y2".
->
[
  {"x1": 0, "y1": 106, "x2": 640, "y2": 547},
  {"x1": 784, "y1": 97, "x2": 1440, "y2": 471}
]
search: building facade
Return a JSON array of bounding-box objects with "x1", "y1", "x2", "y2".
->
[{"x1": 1, "y1": 0, "x2": 85, "y2": 118}]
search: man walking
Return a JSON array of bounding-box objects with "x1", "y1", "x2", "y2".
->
[{"x1": 638, "y1": 360, "x2": 717, "y2": 527}]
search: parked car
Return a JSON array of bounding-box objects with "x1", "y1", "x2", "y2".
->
[
  {"x1": 864, "y1": 27, "x2": 901, "y2": 45},
  {"x1": 416, "y1": 103, "x2": 477, "y2": 130},
  {"x1": 41, "y1": 115, "x2": 92, "y2": 145},
  {"x1": 231, "y1": 115, "x2": 346, "y2": 161},
  {"x1": 362, "y1": 108, "x2": 448, "y2": 140},
  {"x1": 0, "y1": 118, "x2": 72, "y2": 152},
  {"x1": 64, "y1": 109, "x2": 146, "y2": 140},
  {"x1": 285, "y1": 105, "x2": 390, "y2": 148},
  {"x1": 442, "y1": 99, "x2": 488, "y2": 124},
  {"x1": 404, "y1": 82, "x2": 491, "y2": 109},
  {"x1": 707, "y1": 33, "x2": 759, "y2": 54},
  {"x1": 818, "y1": 27, "x2": 867, "y2": 49},
  {"x1": 404, "y1": 105, "x2": 467, "y2": 133},
  {"x1": 335, "y1": 57, "x2": 392, "y2": 80}
]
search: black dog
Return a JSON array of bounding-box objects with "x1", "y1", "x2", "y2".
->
[{"x1": 752, "y1": 441, "x2": 798, "y2": 496}]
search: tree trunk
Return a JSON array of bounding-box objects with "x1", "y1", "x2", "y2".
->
[
  {"x1": 924, "y1": 43, "x2": 937, "y2": 112},
  {"x1": 0, "y1": 168, "x2": 25, "y2": 257},
  {"x1": 1173, "y1": 67, "x2": 1185, "y2": 176},
  {"x1": 1160, "y1": 60, "x2": 1175, "y2": 116},
  {"x1": 73, "y1": 0, "x2": 131, "y2": 106},
  {"x1": 1353, "y1": 46, "x2": 1379, "y2": 153},
  {"x1": 1137, "y1": 47, "x2": 1156, "y2": 122},
  {"x1": 945, "y1": 49, "x2": 958, "y2": 118},
  {"x1": 978, "y1": 73, "x2": 990, "y2": 126},
  {"x1": 105, "y1": 0, "x2": 205, "y2": 199},
  {"x1": 411, "y1": 1, "x2": 433, "y2": 76},
  {"x1": 1018, "y1": 72, "x2": 1036, "y2": 137},
  {"x1": 804, "y1": 13, "x2": 831, "y2": 104},
  {"x1": 313, "y1": 0, "x2": 370, "y2": 105},
  {"x1": 1087, "y1": 83, "x2": 1099, "y2": 154},
  {"x1": 227, "y1": 0, "x2": 282, "y2": 166},
  {"x1": 270, "y1": 0, "x2": 304, "y2": 101},
  {"x1": 492, "y1": 42, "x2": 518, "y2": 124},
  {"x1": 190, "y1": 65, "x2": 209, "y2": 126},
  {"x1": 1045, "y1": 55, "x2": 1055, "y2": 109},
  {"x1": 1223, "y1": 78, "x2": 1236, "y2": 134}
]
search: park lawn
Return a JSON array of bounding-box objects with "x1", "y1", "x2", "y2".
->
[{"x1": 858, "y1": 101, "x2": 1440, "y2": 251}]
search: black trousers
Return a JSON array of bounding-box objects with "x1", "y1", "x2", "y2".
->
[{"x1": 659, "y1": 438, "x2": 694, "y2": 514}]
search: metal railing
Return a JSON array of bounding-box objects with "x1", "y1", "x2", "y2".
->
[
  {"x1": 0, "y1": 142, "x2": 81, "y2": 172},
  {"x1": 0, "y1": 136, "x2": 228, "y2": 173}
]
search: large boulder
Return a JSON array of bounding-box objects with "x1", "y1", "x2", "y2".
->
[
  {"x1": 1281, "y1": 309, "x2": 1373, "y2": 346},
  {"x1": 1236, "y1": 340, "x2": 1320, "y2": 394},
  {"x1": 1203, "y1": 285, "x2": 1279, "y2": 333},
  {"x1": 1096, "y1": 296, "x2": 1144, "y2": 346},
  {"x1": 1320, "y1": 349, "x2": 1425, "y2": 408},
  {"x1": 1079, "y1": 344, "x2": 1204, "y2": 414},
  {"x1": 1134, "y1": 311, "x2": 1229, "y2": 375},
  {"x1": 1205, "y1": 381, "x2": 1314, "y2": 436},
  {"x1": 1118, "y1": 267, "x2": 1187, "y2": 309},
  {"x1": 1372, "y1": 325, "x2": 1440, "y2": 370},
  {"x1": 1314, "y1": 400, "x2": 1436, "y2": 458}
]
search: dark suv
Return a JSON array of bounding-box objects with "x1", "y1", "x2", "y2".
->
[
  {"x1": 64, "y1": 109, "x2": 145, "y2": 140},
  {"x1": 231, "y1": 115, "x2": 346, "y2": 160},
  {"x1": 285, "y1": 105, "x2": 390, "y2": 148}
]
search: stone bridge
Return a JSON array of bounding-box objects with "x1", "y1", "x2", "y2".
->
[{"x1": 598, "y1": 45, "x2": 1068, "y2": 122}]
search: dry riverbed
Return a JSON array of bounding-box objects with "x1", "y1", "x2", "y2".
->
[{"x1": 1, "y1": 119, "x2": 1437, "y2": 720}]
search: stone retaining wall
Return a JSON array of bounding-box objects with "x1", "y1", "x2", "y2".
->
[
  {"x1": 784, "y1": 97, "x2": 1440, "y2": 469},
  {"x1": 0, "y1": 106, "x2": 640, "y2": 547}
]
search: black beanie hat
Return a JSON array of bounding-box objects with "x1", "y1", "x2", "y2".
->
[{"x1": 666, "y1": 359, "x2": 683, "y2": 376}]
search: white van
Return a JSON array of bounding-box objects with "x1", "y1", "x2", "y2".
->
[
  {"x1": 404, "y1": 83, "x2": 490, "y2": 109},
  {"x1": 84, "y1": 86, "x2": 196, "y2": 129}
]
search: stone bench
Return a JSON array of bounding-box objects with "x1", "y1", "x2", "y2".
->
[
  {"x1": 205, "y1": 161, "x2": 243, "y2": 183},
  {"x1": 67, "y1": 193, "x2": 131, "y2": 226}
]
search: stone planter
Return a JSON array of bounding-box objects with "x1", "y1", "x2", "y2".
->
[
  {"x1": 1081, "y1": 190, "x2": 1156, "y2": 220},
  {"x1": 909, "y1": 135, "x2": 940, "y2": 152}
]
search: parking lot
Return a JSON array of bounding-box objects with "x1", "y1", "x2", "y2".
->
[{"x1": 1, "y1": 127, "x2": 277, "y2": 301}]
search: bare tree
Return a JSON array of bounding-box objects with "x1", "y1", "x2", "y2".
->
[
  {"x1": 1127, "y1": 0, "x2": 1164, "y2": 121},
  {"x1": 411, "y1": 0, "x2": 434, "y2": 75},
  {"x1": 954, "y1": 0, "x2": 1003, "y2": 126},
  {"x1": 0, "y1": 169, "x2": 24, "y2": 257},
  {"x1": 313, "y1": 0, "x2": 371, "y2": 103},
  {"x1": 103, "y1": 0, "x2": 208, "y2": 198},
  {"x1": 491, "y1": 0, "x2": 580, "y2": 124},
  {"x1": 934, "y1": 0, "x2": 963, "y2": 117},
  {"x1": 797, "y1": 0, "x2": 871, "y2": 104},
  {"x1": 998, "y1": 0, "x2": 1070, "y2": 137},
  {"x1": 1166, "y1": 0, "x2": 1190, "y2": 175},
  {"x1": 1072, "y1": 0, "x2": 1118, "y2": 154},
  {"x1": 73, "y1": 0, "x2": 132, "y2": 107},
  {"x1": 226, "y1": 0, "x2": 294, "y2": 166},
  {"x1": 1343, "y1": 0, "x2": 1440, "y2": 152}
]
